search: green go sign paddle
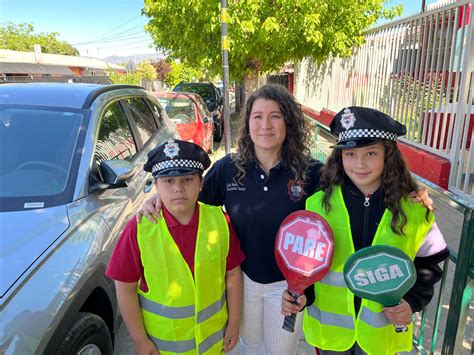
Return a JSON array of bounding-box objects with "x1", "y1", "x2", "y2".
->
[{"x1": 343, "y1": 245, "x2": 416, "y2": 332}]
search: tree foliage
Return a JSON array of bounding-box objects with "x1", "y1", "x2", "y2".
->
[
  {"x1": 108, "y1": 60, "x2": 158, "y2": 85},
  {"x1": 165, "y1": 61, "x2": 204, "y2": 87},
  {"x1": 143, "y1": 0, "x2": 401, "y2": 80},
  {"x1": 0, "y1": 22, "x2": 79, "y2": 55},
  {"x1": 150, "y1": 58, "x2": 172, "y2": 81}
]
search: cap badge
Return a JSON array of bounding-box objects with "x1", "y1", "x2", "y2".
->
[
  {"x1": 163, "y1": 138, "x2": 180, "y2": 159},
  {"x1": 341, "y1": 108, "x2": 356, "y2": 130}
]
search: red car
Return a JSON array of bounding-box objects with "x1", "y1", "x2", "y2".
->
[{"x1": 155, "y1": 92, "x2": 214, "y2": 153}]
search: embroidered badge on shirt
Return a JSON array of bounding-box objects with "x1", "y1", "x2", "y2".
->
[
  {"x1": 287, "y1": 179, "x2": 305, "y2": 201},
  {"x1": 163, "y1": 138, "x2": 180, "y2": 159},
  {"x1": 340, "y1": 108, "x2": 356, "y2": 130}
]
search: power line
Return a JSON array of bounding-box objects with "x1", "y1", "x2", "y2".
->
[{"x1": 72, "y1": 15, "x2": 145, "y2": 45}]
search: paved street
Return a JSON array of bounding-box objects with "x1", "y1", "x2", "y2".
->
[{"x1": 114, "y1": 113, "x2": 472, "y2": 354}]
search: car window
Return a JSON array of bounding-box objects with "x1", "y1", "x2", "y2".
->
[
  {"x1": 174, "y1": 84, "x2": 214, "y2": 101},
  {"x1": 195, "y1": 97, "x2": 210, "y2": 123},
  {"x1": 125, "y1": 97, "x2": 156, "y2": 145},
  {"x1": 0, "y1": 107, "x2": 84, "y2": 199},
  {"x1": 95, "y1": 102, "x2": 137, "y2": 164},
  {"x1": 144, "y1": 98, "x2": 164, "y2": 129},
  {"x1": 158, "y1": 97, "x2": 197, "y2": 125}
]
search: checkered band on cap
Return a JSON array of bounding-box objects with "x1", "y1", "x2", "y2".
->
[
  {"x1": 338, "y1": 129, "x2": 398, "y2": 142},
  {"x1": 151, "y1": 159, "x2": 204, "y2": 174}
]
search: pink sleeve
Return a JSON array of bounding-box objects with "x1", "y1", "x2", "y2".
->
[{"x1": 106, "y1": 218, "x2": 142, "y2": 283}]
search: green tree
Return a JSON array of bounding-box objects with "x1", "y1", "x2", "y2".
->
[
  {"x1": 143, "y1": 0, "x2": 401, "y2": 80},
  {"x1": 0, "y1": 22, "x2": 79, "y2": 55},
  {"x1": 107, "y1": 61, "x2": 159, "y2": 85},
  {"x1": 136, "y1": 60, "x2": 157, "y2": 81},
  {"x1": 165, "y1": 61, "x2": 204, "y2": 87}
]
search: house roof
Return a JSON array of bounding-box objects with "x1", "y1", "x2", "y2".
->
[{"x1": 0, "y1": 49, "x2": 125, "y2": 71}]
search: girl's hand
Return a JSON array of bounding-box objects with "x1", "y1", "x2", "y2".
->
[
  {"x1": 281, "y1": 289, "x2": 307, "y2": 316},
  {"x1": 136, "y1": 194, "x2": 162, "y2": 223},
  {"x1": 223, "y1": 322, "x2": 239, "y2": 352},
  {"x1": 383, "y1": 298, "x2": 412, "y2": 325},
  {"x1": 134, "y1": 338, "x2": 160, "y2": 355},
  {"x1": 409, "y1": 188, "x2": 434, "y2": 211}
]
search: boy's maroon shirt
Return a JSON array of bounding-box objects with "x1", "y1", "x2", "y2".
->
[{"x1": 106, "y1": 204, "x2": 245, "y2": 292}]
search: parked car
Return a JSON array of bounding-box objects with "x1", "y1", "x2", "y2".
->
[
  {"x1": 172, "y1": 82, "x2": 224, "y2": 140},
  {"x1": 0, "y1": 83, "x2": 174, "y2": 354},
  {"x1": 155, "y1": 92, "x2": 214, "y2": 153}
]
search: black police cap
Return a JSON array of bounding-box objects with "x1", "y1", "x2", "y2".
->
[
  {"x1": 144, "y1": 138, "x2": 211, "y2": 178},
  {"x1": 330, "y1": 106, "x2": 407, "y2": 149}
]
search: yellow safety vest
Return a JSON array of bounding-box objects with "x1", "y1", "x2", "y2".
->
[
  {"x1": 137, "y1": 203, "x2": 229, "y2": 354},
  {"x1": 304, "y1": 186, "x2": 434, "y2": 355}
]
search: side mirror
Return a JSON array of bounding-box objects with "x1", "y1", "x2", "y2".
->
[{"x1": 90, "y1": 159, "x2": 136, "y2": 193}]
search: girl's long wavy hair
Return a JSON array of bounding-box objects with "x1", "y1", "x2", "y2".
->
[
  {"x1": 319, "y1": 140, "x2": 428, "y2": 235},
  {"x1": 233, "y1": 83, "x2": 312, "y2": 184}
]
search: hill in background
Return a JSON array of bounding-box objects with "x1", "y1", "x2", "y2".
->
[{"x1": 103, "y1": 53, "x2": 165, "y2": 65}]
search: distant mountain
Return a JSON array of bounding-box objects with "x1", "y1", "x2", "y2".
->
[{"x1": 103, "y1": 53, "x2": 165, "y2": 65}]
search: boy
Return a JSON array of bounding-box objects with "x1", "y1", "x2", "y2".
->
[{"x1": 106, "y1": 139, "x2": 244, "y2": 354}]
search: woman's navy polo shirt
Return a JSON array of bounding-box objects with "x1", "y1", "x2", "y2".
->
[{"x1": 199, "y1": 154, "x2": 323, "y2": 284}]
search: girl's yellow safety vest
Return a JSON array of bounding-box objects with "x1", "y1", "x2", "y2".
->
[
  {"x1": 137, "y1": 203, "x2": 229, "y2": 354},
  {"x1": 304, "y1": 186, "x2": 434, "y2": 355}
]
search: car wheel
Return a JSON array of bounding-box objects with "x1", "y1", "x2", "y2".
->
[
  {"x1": 56, "y1": 312, "x2": 113, "y2": 355},
  {"x1": 214, "y1": 119, "x2": 224, "y2": 141}
]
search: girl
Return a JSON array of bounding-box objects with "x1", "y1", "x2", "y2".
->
[{"x1": 282, "y1": 106, "x2": 448, "y2": 355}]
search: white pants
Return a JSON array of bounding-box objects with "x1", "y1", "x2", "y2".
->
[{"x1": 239, "y1": 273, "x2": 303, "y2": 354}]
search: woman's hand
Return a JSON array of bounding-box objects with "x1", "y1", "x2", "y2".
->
[
  {"x1": 281, "y1": 289, "x2": 307, "y2": 316},
  {"x1": 136, "y1": 194, "x2": 162, "y2": 223},
  {"x1": 383, "y1": 298, "x2": 412, "y2": 325},
  {"x1": 409, "y1": 187, "x2": 434, "y2": 211},
  {"x1": 223, "y1": 321, "x2": 239, "y2": 352}
]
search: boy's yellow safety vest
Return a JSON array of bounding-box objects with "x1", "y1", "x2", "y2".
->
[
  {"x1": 137, "y1": 203, "x2": 229, "y2": 354},
  {"x1": 304, "y1": 187, "x2": 434, "y2": 355}
]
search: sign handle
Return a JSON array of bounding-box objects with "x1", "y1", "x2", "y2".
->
[
  {"x1": 394, "y1": 324, "x2": 409, "y2": 332},
  {"x1": 282, "y1": 292, "x2": 299, "y2": 333}
]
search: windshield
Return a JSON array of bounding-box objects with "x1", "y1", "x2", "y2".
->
[
  {"x1": 158, "y1": 97, "x2": 197, "y2": 124},
  {"x1": 174, "y1": 84, "x2": 214, "y2": 101},
  {"x1": 0, "y1": 107, "x2": 84, "y2": 201}
]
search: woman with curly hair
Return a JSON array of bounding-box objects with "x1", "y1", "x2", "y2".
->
[
  {"x1": 140, "y1": 83, "x2": 324, "y2": 353},
  {"x1": 282, "y1": 107, "x2": 448, "y2": 355}
]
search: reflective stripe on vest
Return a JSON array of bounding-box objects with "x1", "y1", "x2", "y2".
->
[
  {"x1": 359, "y1": 306, "x2": 389, "y2": 328},
  {"x1": 320, "y1": 270, "x2": 346, "y2": 287},
  {"x1": 137, "y1": 203, "x2": 229, "y2": 354},
  {"x1": 306, "y1": 304, "x2": 355, "y2": 329},
  {"x1": 304, "y1": 187, "x2": 433, "y2": 354}
]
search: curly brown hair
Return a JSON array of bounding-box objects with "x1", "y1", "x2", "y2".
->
[
  {"x1": 233, "y1": 84, "x2": 312, "y2": 184},
  {"x1": 319, "y1": 140, "x2": 427, "y2": 235}
]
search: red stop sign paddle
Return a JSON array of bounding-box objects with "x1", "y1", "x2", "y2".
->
[{"x1": 275, "y1": 210, "x2": 334, "y2": 332}]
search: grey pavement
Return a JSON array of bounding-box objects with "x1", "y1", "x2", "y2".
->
[{"x1": 113, "y1": 114, "x2": 472, "y2": 354}]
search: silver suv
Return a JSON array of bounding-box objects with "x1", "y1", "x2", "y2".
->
[{"x1": 0, "y1": 83, "x2": 175, "y2": 354}]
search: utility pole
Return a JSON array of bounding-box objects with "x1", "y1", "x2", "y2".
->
[{"x1": 220, "y1": 0, "x2": 231, "y2": 154}]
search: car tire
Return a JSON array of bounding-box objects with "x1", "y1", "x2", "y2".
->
[
  {"x1": 56, "y1": 312, "x2": 113, "y2": 355},
  {"x1": 214, "y1": 119, "x2": 224, "y2": 141}
]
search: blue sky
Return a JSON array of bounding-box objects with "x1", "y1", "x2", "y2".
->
[{"x1": 0, "y1": 0, "x2": 439, "y2": 59}]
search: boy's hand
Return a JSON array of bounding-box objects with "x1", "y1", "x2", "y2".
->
[
  {"x1": 409, "y1": 188, "x2": 434, "y2": 211},
  {"x1": 383, "y1": 298, "x2": 412, "y2": 325},
  {"x1": 134, "y1": 338, "x2": 160, "y2": 355},
  {"x1": 281, "y1": 289, "x2": 307, "y2": 316},
  {"x1": 223, "y1": 322, "x2": 239, "y2": 352},
  {"x1": 136, "y1": 194, "x2": 162, "y2": 223}
]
